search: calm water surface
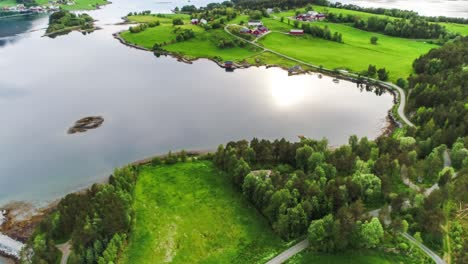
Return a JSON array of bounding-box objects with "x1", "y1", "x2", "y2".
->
[
  {"x1": 334, "y1": 0, "x2": 468, "y2": 18},
  {"x1": 1, "y1": 0, "x2": 463, "y2": 208}
]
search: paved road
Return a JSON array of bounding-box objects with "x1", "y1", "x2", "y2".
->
[
  {"x1": 57, "y1": 241, "x2": 71, "y2": 264},
  {"x1": 381, "y1": 82, "x2": 415, "y2": 127},
  {"x1": 265, "y1": 239, "x2": 309, "y2": 264},
  {"x1": 402, "y1": 233, "x2": 446, "y2": 264},
  {"x1": 224, "y1": 25, "x2": 415, "y2": 128},
  {"x1": 424, "y1": 150, "x2": 456, "y2": 197}
]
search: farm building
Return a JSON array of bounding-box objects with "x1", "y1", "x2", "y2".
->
[
  {"x1": 248, "y1": 20, "x2": 263, "y2": 27},
  {"x1": 240, "y1": 28, "x2": 251, "y2": 34},
  {"x1": 289, "y1": 29, "x2": 304, "y2": 35},
  {"x1": 296, "y1": 12, "x2": 326, "y2": 21}
]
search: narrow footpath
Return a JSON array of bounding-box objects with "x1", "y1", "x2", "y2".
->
[{"x1": 57, "y1": 241, "x2": 71, "y2": 264}]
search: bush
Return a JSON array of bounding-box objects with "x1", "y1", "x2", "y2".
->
[
  {"x1": 148, "y1": 20, "x2": 160, "y2": 27},
  {"x1": 173, "y1": 18, "x2": 184, "y2": 25}
]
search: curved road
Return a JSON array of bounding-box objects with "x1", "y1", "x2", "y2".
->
[
  {"x1": 265, "y1": 239, "x2": 309, "y2": 264},
  {"x1": 224, "y1": 25, "x2": 415, "y2": 128},
  {"x1": 402, "y1": 233, "x2": 445, "y2": 264}
]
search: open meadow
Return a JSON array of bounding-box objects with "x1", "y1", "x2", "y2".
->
[{"x1": 120, "y1": 161, "x2": 287, "y2": 264}]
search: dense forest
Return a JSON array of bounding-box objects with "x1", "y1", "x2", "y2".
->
[
  {"x1": 22, "y1": 167, "x2": 137, "y2": 263},
  {"x1": 405, "y1": 37, "x2": 468, "y2": 148}
]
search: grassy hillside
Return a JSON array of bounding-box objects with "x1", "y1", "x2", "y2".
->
[
  {"x1": 121, "y1": 15, "x2": 260, "y2": 62},
  {"x1": 120, "y1": 161, "x2": 287, "y2": 264},
  {"x1": 258, "y1": 27, "x2": 436, "y2": 81}
]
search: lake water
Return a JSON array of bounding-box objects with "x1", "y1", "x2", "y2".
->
[
  {"x1": 0, "y1": 0, "x2": 465, "y2": 262},
  {"x1": 334, "y1": 0, "x2": 468, "y2": 18},
  {"x1": 1, "y1": 0, "x2": 465, "y2": 209}
]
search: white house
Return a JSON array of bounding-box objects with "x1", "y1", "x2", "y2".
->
[{"x1": 248, "y1": 20, "x2": 263, "y2": 27}]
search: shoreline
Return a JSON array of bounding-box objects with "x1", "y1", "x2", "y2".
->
[{"x1": 114, "y1": 29, "x2": 399, "y2": 133}]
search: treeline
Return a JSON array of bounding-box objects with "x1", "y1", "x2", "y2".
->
[
  {"x1": 326, "y1": 12, "x2": 449, "y2": 40},
  {"x1": 301, "y1": 21, "x2": 343, "y2": 43},
  {"x1": 128, "y1": 20, "x2": 160, "y2": 33},
  {"x1": 282, "y1": 17, "x2": 343, "y2": 43},
  {"x1": 329, "y1": 2, "x2": 468, "y2": 25},
  {"x1": 405, "y1": 36, "x2": 468, "y2": 148},
  {"x1": 21, "y1": 167, "x2": 137, "y2": 263}
]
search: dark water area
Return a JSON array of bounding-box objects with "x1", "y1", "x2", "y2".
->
[{"x1": 1, "y1": 0, "x2": 463, "y2": 209}]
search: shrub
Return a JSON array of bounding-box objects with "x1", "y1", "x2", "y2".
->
[{"x1": 173, "y1": 18, "x2": 184, "y2": 25}]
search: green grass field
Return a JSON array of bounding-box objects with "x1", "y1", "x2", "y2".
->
[
  {"x1": 0, "y1": 0, "x2": 16, "y2": 8},
  {"x1": 275, "y1": 5, "x2": 468, "y2": 36},
  {"x1": 120, "y1": 161, "x2": 287, "y2": 264},
  {"x1": 121, "y1": 15, "x2": 261, "y2": 62},
  {"x1": 258, "y1": 21, "x2": 437, "y2": 80},
  {"x1": 286, "y1": 250, "x2": 409, "y2": 264}
]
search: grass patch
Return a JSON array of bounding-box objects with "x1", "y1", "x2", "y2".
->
[
  {"x1": 285, "y1": 250, "x2": 410, "y2": 264},
  {"x1": 120, "y1": 161, "x2": 287, "y2": 264},
  {"x1": 164, "y1": 29, "x2": 260, "y2": 61},
  {"x1": 0, "y1": 0, "x2": 16, "y2": 8},
  {"x1": 440, "y1": 22, "x2": 468, "y2": 36}
]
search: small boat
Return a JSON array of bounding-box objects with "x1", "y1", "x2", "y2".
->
[{"x1": 332, "y1": 78, "x2": 339, "y2": 83}]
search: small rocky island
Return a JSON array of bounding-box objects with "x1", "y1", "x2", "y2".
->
[{"x1": 68, "y1": 116, "x2": 104, "y2": 134}]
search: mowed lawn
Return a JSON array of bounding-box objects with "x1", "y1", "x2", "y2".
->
[
  {"x1": 258, "y1": 21, "x2": 437, "y2": 80},
  {"x1": 120, "y1": 161, "x2": 286, "y2": 264},
  {"x1": 286, "y1": 250, "x2": 409, "y2": 264}
]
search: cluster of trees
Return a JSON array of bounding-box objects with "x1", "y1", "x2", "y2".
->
[
  {"x1": 308, "y1": 213, "x2": 384, "y2": 252},
  {"x1": 172, "y1": 18, "x2": 184, "y2": 25},
  {"x1": 328, "y1": 2, "x2": 468, "y2": 24},
  {"x1": 405, "y1": 37, "x2": 468, "y2": 147},
  {"x1": 365, "y1": 64, "x2": 389, "y2": 81},
  {"x1": 22, "y1": 167, "x2": 137, "y2": 263},
  {"x1": 326, "y1": 12, "x2": 449, "y2": 39},
  {"x1": 46, "y1": 11, "x2": 94, "y2": 33},
  {"x1": 217, "y1": 37, "x2": 243, "y2": 48},
  {"x1": 300, "y1": 23, "x2": 343, "y2": 43},
  {"x1": 128, "y1": 20, "x2": 160, "y2": 33},
  {"x1": 174, "y1": 28, "x2": 195, "y2": 42},
  {"x1": 127, "y1": 10, "x2": 151, "y2": 16}
]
